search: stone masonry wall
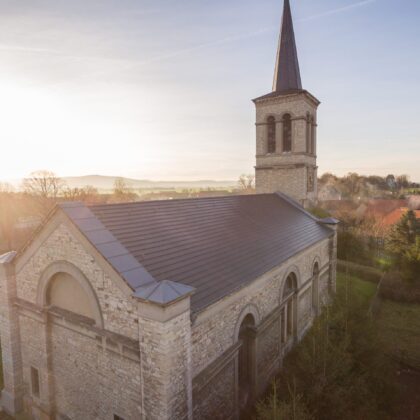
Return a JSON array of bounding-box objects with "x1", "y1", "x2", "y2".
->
[
  {"x1": 15, "y1": 223, "x2": 139, "y2": 340},
  {"x1": 12, "y1": 222, "x2": 143, "y2": 419},
  {"x1": 255, "y1": 93, "x2": 319, "y2": 204},
  {"x1": 138, "y1": 309, "x2": 192, "y2": 420},
  {"x1": 19, "y1": 314, "x2": 141, "y2": 420},
  {"x1": 191, "y1": 237, "x2": 333, "y2": 416}
]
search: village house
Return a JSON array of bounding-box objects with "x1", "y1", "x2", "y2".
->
[{"x1": 0, "y1": 1, "x2": 338, "y2": 419}]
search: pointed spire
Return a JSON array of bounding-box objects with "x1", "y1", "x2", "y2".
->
[{"x1": 273, "y1": 0, "x2": 302, "y2": 92}]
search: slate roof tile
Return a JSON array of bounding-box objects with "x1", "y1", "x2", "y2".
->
[{"x1": 87, "y1": 194, "x2": 333, "y2": 312}]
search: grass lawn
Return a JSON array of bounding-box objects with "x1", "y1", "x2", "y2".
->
[
  {"x1": 336, "y1": 271, "x2": 377, "y2": 303},
  {"x1": 337, "y1": 269, "x2": 420, "y2": 368},
  {"x1": 375, "y1": 299, "x2": 420, "y2": 369}
]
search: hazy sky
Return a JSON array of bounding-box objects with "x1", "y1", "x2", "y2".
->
[{"x1": 0, "y1": 0, "x2": 419, "y2": 182}]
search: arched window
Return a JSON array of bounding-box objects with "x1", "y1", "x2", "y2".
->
[
  {"x1": 238, "y1": 313, "x2": 256, "y2": 413},
  {"x1": 47, "y1": 272, "x2": 95, "y2": 320},
  {"x1": 267, "y1": 116, "x2": 276, "y2": 154},
  {"x1": 282, "y1": 113, "x2": 292, "y2": 152},
  {"x1": 283, "y1": 272, "x2": 297, "y2": 299},
  {"x1": 306, "y1": 113, "x2": 311, "y2": 153},
  {"x1": 281, "y1": 272, "x2": 298, "y2": 344},
  {"x1": 310, "y1": 117, "x2": 316, "y2": 155},
  {"x1": 312, "y1": 263, "x2": 320, "y2": 314}
]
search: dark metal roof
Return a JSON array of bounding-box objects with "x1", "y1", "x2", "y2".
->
[
  {"x1": 273, "y1": 0, "x2": 302, "y2": 92},
  {"x1": 74, "y1": 193, "x2": 333, "y2": 313}
]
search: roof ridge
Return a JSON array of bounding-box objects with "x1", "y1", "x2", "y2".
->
[
  {"x1": 274, "y1": 192, "x2": 318, "y2": 221},
  {"x1": 88, "y1": 193, "x2": 271, "y2": 209}
]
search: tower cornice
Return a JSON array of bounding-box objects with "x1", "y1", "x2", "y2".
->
[{"x1": 252, "y1": 89, "x2": 320, "y2": 107}]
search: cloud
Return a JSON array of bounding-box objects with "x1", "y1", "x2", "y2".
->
[
  {"x1": 0, "y1": 45, "x2": 59, "y2": 54},
  {"x1": 298, "y1": 0, "x2": 377, "y2": 22}
]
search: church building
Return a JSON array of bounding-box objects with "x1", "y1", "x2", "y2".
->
[{"x1": 0, "y1": 1, "x2": 337, "y2": 419}]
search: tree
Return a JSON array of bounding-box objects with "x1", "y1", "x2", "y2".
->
[
  {"x1": 403, "y1": 237, "x2": 420, "y2": 282},
  {"x1": 386, "y1": 174, "x2": 396, "y2": 190},
  {"x1": 111, "y1": 178, "x2": 137, "y2": 203},
  {"x1": 396, "y1": 174, "x2": 410, "y2": 190},
  {"x1": 22, "y1": 170, "x2": 65, "y2": 215},
  {"x1": 257, "y1": 288, "x2": 396, "y2": 420},
  {"x1": 0, "y1": 184, "x2": 16, "y2": 252},
  {"x1": 387, "y1": 210, "x2": 417, "y2": 255},
  {"x1": 63, "y1": 185, "x2": 101, "y2": 204},
  {"x1": 387, "y1": 210, "x2": 419, "y2": 280},
  {"x1": 338, "y1": 173, "x2": 368, "y2": 199},
  {"x1": 237, "y1": 174, "x2": 255, "y2": 194}
]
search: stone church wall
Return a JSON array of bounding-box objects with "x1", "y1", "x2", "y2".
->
[
  {"x1": 3, "y1": 214, "x2": 336, "y2": 420},
  {"x1": 191, "y1": 237, "x2": 333, "y2": 418},
  {"x1": 15, "y1": 223, "x2": 139, "y2": 340},
  {"x1": 12, "y1": 221, "x2": 143, "y2": 419},
  {"x1": 18, "y1": 312, "x2": 141, "y2": 420}
]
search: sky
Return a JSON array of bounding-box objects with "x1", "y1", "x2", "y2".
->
[{"x1": 0, "y1": 0, "x2": 419, "y2": 182}]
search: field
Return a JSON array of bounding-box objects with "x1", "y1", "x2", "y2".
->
[
  {"x1": 336, "y1": 271, "x2": 377, "y2": 302},
  {"x1": 338, "y1": 269, "x2": 420, "y2": 420},
  {"x1": 376, "y1": 300, "x2": 420, "y2": 369}
]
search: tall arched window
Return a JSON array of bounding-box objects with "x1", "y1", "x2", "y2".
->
[
  {"x1": 238, "y1": 313, "x2": 256, "y2": 414},
  {"x1": 282, "y1": 113, "x2": 292, "y2": 152},
  {"x1": 310, "y1": 116, "x2": 316, "y2": 155},
  {"x1": 306, "y1": 113, "x2": 311, "y2": 153},
  {"x1": 281, "y1": 272, "x2": 297, "y2": 344},
  {"x1": 312, "y1": 263, "x2": 320, "y2": 314},
  {"x1": 267, "y1": 116, "x2": 276, "y2": 154}
]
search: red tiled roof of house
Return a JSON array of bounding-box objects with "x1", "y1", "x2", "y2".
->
[{"x1": 382, "y1": 208, "x2": 420, "y2": 227}]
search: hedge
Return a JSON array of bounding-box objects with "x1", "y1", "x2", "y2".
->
[
  {"x1": 379, "y1": 271, "x2": 420, "y2": 304},
  {"x1": 337, "y1": 260, "x2": 383, "y2": 284}
]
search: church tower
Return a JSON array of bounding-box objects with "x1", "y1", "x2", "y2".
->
[{"x1": 253, "y1": 0, "x2": 319, "y2": 207}]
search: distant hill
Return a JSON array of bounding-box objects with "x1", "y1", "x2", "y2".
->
[{"x1": 62, "y1": 175, "x2": 237, "y2": 191}]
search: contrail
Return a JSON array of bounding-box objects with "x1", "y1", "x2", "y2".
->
[
  {"x1": 298, "y1": 0, "x2": 377, "y2": 22},
  {"x1": 135, "y1": 27, "x2": 274, "y2": 67}
]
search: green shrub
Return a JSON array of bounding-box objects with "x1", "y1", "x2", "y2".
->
[
  {"x1": 337, "y1": 230, "x2": 378, "y2": 267},
  {"x1": 379, "y1": 271, "x2": 420, "y2": 304},
  {"x1": 256, "y1": 382, "x2": 313, "y2": 420},
  {"x1": 337, "y1": 260, "x2": 382, "y2": 284},
  {"x1": 256, "y1": 286, "x2": 396, "y2": 420}
]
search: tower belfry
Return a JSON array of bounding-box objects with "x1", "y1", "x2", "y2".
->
[{"x1": 253, "y1": 0, "x2": 320, "y2": 207}]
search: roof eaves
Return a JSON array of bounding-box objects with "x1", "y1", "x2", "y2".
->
[
  {"x1": 275, "y1": 192, "x2": 336, "y2": 236},
  {"x1": 133, "y1": 280, "x2": 195, "y2": 306},
  {"x1": 318, "y1": 217, "x2": 340, "y2": 226},
  {"x1": 59, "y1": 202, "x2": 156, "y2": 290},
  {"x1": 15, "y1": 203, "x2": 60, "y2": 261},
  {"x1": 274, "y1": 192, "x2": 318, "y2": 221},
  {"x1": 0, "y1": 251, "x2": 17, "y2": 265}
]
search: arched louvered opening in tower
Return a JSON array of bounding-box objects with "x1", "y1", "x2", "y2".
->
[
  {"x1": 282, "y1": 113, "x2": 292, "y2": 152},
  {"x1": 267, "y1": 116, "x2": 276, "y2": 154}
]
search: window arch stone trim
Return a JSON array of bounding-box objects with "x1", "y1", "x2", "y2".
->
[
  {"x1": 233, "y1": 304, "x2": 260, "y2": 341},
  {"x1": 280, "y1": 266, "x2": 301, "y2": 303},
  {"x1": 311, "y1": 257, "x2": 321, "y2": 276},
  {"x1": 36, "y1": 260, "x2": 104, "y2": 328}
]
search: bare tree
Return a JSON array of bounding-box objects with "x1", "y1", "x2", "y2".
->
[
  {"x1": 22, "y1": 170, "x2": 65, "y2": 214},
  {"x1": 0, "y1": 184, "x2": 17, "y2": 252},
  {"x1": 396, "y1": 174, "x2": 410, "y2": 190},
  {"x1": 63, "y1": 185, "x2": 101, "y2": 204},
  {"x1": 237, "y1": 174, "x2": 255, "y2": 194},
  {"x1": 111, "y1": 177, "x2": 137, "y2": 203}
]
